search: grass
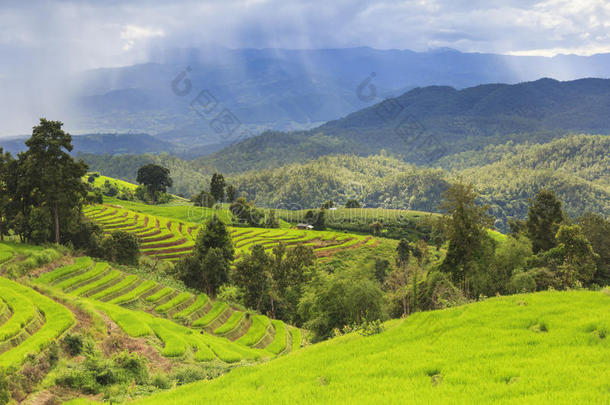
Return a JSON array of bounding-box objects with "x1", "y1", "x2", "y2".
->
[
  {"x1": 174, "y1": 294, "x2": 210, "y2": 320},
  {"x1": 108, "y1": 280, "x2": 156, "y2": 305},
  {"x1": 155, "y1": 292, "x2": 192, "y2": 313},
  {"x1": 214, "y1": 311, "x2": 244, "y2": 335},
  {"x1": 0, "y1": 287, "x2": 37, "y2": 341},
  {"x1": 145, "y1": 287, "x2": 174, "y2": 303},
  {"x1": 236, "y1": 315, "x2": 270, "y2": 347},
  {"x1": 192, "y1": 302, "x2": 227, "y2": 327},
  {"x1": 35, "y1": 257, "x2": 93, "y2": 285},
  {"x1": 55, "y1": 262, "x2": 109, "y2": 290},
  {"x1": 84, "y1": 200, "x2": 381, "y2": 262},
  {"x1": 0, "y1": 277, "x2": 74, "y2": 368},
  {"x1": 71, "y1": 268, "x2": 121, "y2": 296},
  {"x1": 90, "y1": 275, "x2": 139, "y2": 300},
  {"x1": 290, "y1": 328, "x2": 302, "y2": 351},
  {"x1": 131, "y1": 290, "x2": 610, "y2": 404},
  {"x1": 264, "y1": 320, "x2": 287, "y2": 355},
  {"x1": 93, "y1": 301, "x2": 151, "y2": 337}
]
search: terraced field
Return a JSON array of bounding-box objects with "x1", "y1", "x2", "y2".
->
[
  {"x1": 34, "y1": 258, "x2": 304, "y2": 363},
  {"x1": 0, "y1": 276, "x2": 74, "y2": 367},
  {"x1": 83, "y1": 204, "x2": 376, "y2": 262}
]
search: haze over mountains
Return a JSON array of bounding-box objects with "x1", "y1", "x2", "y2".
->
[{"x1": 3, "y1": 47, "x2": 610, "y2": 150}]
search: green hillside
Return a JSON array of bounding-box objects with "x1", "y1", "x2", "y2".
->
[
  {"x1": 128, "y1": 290, "x2": 609, "y2": 404},
  {"x1": 83, "y1": 203, "x2": 376, "y2": 261},
  {"x1": 80, "y1": 135, "x2": 610, "y2": 231}
]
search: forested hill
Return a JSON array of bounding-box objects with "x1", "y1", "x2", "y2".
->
[
  {"x1": 82, "y1": 135, "x2": 609, "y2": 230},
  {"x1": 229, "y1": 135, "x2": 609, "y2": 228},
  {"x1": 200, "y1": 78, "x2": 610, "y2": 173}
]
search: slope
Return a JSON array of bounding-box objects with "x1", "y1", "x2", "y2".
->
[
  {"x1": 128, "y1": 289, "x2": 609, "y2": 404},
  {"x1": 200, "y1": 78, "x2": 610, "y2": 172}
]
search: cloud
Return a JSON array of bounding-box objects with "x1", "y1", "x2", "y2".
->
[
  {"x1": 121, "y1": 25, "x2": 165, "y2": 51},
  {"x1": 0, "y1": 0, "x2": 609, "y2": 135}
]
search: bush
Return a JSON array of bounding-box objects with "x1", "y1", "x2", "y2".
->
[
  {"x1": 509, "y1": 270, "x2": 537, "y2": 293},
  {"x1": 112, "y1": 351, "x2": 149, "y2": 385},
  {"x1": 151, "y1": 373, "x2": 172, "y2": 389},
  {"x1": 63, "y1": 333, "x2": 84, "y2": 356},
  {"x1": 421, "y1": 271, "x2": 467, "y2": 310},
  {"x1": 102, "y1": 231, "x2": 140, "y2": 265},
  {"x1": 172, "y1": 366, "x2": 207, "y2": 385}
]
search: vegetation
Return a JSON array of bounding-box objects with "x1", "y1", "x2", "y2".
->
[
  {"x1": 136, "y1": 164, "x2": 173, "y2": 204},
  {"x1": 132, "y1": 290, "x2": 610, "y2": 404}
]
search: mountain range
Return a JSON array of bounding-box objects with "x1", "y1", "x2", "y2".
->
[{"x1": 42, "y1": 47, "x2": 610, "y2": 149}]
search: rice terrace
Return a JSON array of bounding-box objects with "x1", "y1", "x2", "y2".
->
[{"x1": 0, "y1": 1, "x2": 610, "y2": 404}]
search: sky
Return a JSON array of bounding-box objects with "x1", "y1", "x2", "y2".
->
[
  {"x1": 0, "y1": 0, "x2": 609, "y2": 135},
  {"x1": 2, "y1": 0, "x2": 610, "y2": 73}
]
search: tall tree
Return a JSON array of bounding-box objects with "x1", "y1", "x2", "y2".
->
[
  {"x1": 177, "y1": 215, "x2": 234, "y2": 296},
  {"x1": 233, "y1": 244, "x2": 272, "y2": 311},
  {"x1": 0, "y1": 148, "x2": 12, "y2": 241},
  {"x1": 578, "y1": 212, "x2": 610, "y2": 285},
  {"x1": 439, "y1": 182, "x2": 494, "y2": 295},
  {"x1": 20, "y1": 119, "x2": 88, "y2": 243},
  {"x1": 526, "y1": 189, "x2": 564, "y2": 253},
  {"x1": 395, "y1": 238, "x2": 411, "y2": 268},
  {"x1": 554, "y1": 225, "x2": 598, "y2": 287},
  {"x1": 136, "y1": 164, "x2": 172, "y2": 204},
  {"x1": 226, "y1": 184, "x2": 237, "y2": 203},
  {"x1": 210, "y1": 173, "x2": 226, "y2": 203}
]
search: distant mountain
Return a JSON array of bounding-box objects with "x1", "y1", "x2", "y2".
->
[
  {"x1": 200, "y1": 78, "x2": 610, "y2": 172},
  {"x1": 69, "y1": 47, "x2": 610, "y2": 147},
  {"x1": 0, "y1": 133, "x2": 174, "y2": 155}
]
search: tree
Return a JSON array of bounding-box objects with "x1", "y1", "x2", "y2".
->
[
  {"x1": 439, "y1": 182, "x2": 494, "y2": 296},
  {"x1": 192, "y1": 190, "x2": 215, "y2": 208},
  {"x1": 102, "y1": 231, "x2": 140, "y2": 265},
  {"x1": 269, "y1": 243, "x2": 316, "y2": 320},
  {"x1": 226, "y1": 184, "x2": 237, "y2": 203},
  {"x1": 554, "y1": 224, "x2": 598, "y2": 287},
  {"x1": 345, "y1": 199, "x2": 361, "y2": 208},
  {"x1": 233, "y1": 245, "x2": 272, "y2": 311},
  {"x1": 578, "y1": 212, "x2": 610, "y2": 285},
  {"x1": 0, "y1": 148, "x2": 13, "y2": 241},
  {"x1": 263, "y1": 209, "x2": 279, "y2": 228},
  {"x1": 136, "y1": 164, "x2": 172, "y2": 204},
  {"x1": 385, "y1": 266, "x2": 410, "y2": 316},
  {"x1": 178, "y1": 216, "x2": 234, "y2": 296},
  {"x1": 369, "y1": 221, "x2": 383, "y2": 235},
  {"x1": 395, "y1": 238, "x2": 411, "y2": 268},
  {"x1": 20, "y1": 119, "x2": 88, "y2": 243},
  {"x1": 299, "y1": 269, "x2": 386, "y2": 341},
  {"x1": 526, "y1": 189, "x2": 564, "y2": 253},
  {"x1": 374, "y1": 258, "x2": 390, "y2": 283},
  {"x1": 321, "y1": 200, "x2": 334, "y2": 209},
  {"x1": 305, "y1": 209, "x2": 325, "y2": 230},
  {"x1": 210, "y1": 173, "x2": 226, "y2": 203}
]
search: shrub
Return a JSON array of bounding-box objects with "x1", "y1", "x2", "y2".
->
[
  {"x1": 172, "y1": 366, "x2": 207, "y2": 385},
  {"x1": 151, "y1": 373, "x2": 172, "y2": 389},
  {"x1": 102, "y1": 231, "x2": 140, "y2": 265},
  {"x1": 63, "y1": 333, "x2": 84, "y2": 356},
  {"x1": 509, "y1": 270, "x2": 537, "y2": 293},
  {"x1": 112, "y1": 351, "x2": 149, "y2": 385}
]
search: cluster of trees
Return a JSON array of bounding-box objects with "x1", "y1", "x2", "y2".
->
[
  {"x1": 191, "y1": 173, "x2": 237, "y2": 208},
  {"x1": 175, "y1": 216, "x2": 316, "y2": 324},
  {"x1": 229, "y1": 197, "x2": 279, "y2": 228},
  {"x1": 176, "y1": 182, "x2": 608, "y2": 342},
  {"x1": 0, "y1": 119, "x2": 140, "y2": 265},
  {"x1": 437, "y1": 185, "x2": 609, "y2": 299},
  {"x1": 0, "y1": 119, "x2": 89, "y2": 245}
]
